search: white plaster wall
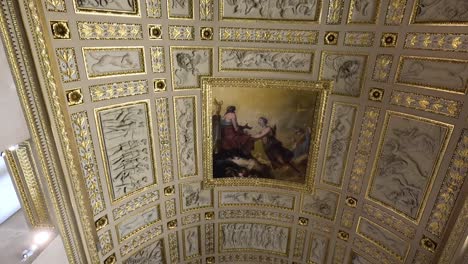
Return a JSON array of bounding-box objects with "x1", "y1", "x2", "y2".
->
[{"x1": 0, "y1": 40, "x2": 30, "y2": 151}]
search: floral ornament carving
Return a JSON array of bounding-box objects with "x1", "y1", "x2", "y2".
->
[
  {"x1": 218, "y1": 210, "x2": 294, "y2": 223},
  {"x1": 168, "y1": 232, "x2": 180, "y2": 263},
  {"x1": 155, "y1": 98, "x2": 174, "y2": 183},
  {"x1": 347, "y1": 107, "x2": 380, "y2": 194},
  {"x1": 151, "y1": 47, "x2": 165, "y2": 73},
  {"x1": 327, "y1": 0, "x2": 345, "y2": 24},
  {"x1": 77, "y1": 22, "x2": 142, "y2": 40},
  {"x1": 427, "y1": 129, "x2": 468, "y2": 236},
  {"x1": 169, "y1": 25, "x2": 194, "y2": 40},
  {"x1": 200, "y1": 0, "x2": 214, "y2": 20},
  {"x1": 70, "y1": 112, "x2": 105, "y2": 215},
  {"x1": 112, "y1": 191, "x2": 159, "y2": 220},
  {"x1": 55, "y1": 48, "x2": 80, "y2": 82},
  {"x1": 98, "y1": 230, "x2": 113, "y2": 256},
  {"x1": 405, "y1": 33, "x2": 468, "y2": 52},
  {"x1": 372, "y1": 55, "x2": 393, "y2": 82},
  {"x1": 120, "y1": 225, "x2": 163, "y2": 256},
  {"x1": 293, "y1": 229, "x2": 306, "y2": 258},
  {"x1": 363, "y1": 203, "x2": 416, "y2": 239},
  {"x1": 391, "y1": 90, "x2": 462, "y2": 118},
  {"x1": 51, "y1": 21, "x2": 70, "y2": 39},
  {"x1": 146, "y1": 0, "x2": 162, "y2": 18},
  {"x1": 220, "y1": 27, "x2": 318, "y2": 44},
  {"x1": 90, "y1": 80, "x2": 148, "y2": 102},
  {"x1": 344, "y1": 31, "x2": 375, "y2": 47},
  {"x1": 385, "y1": 0, "x2": 407, "y2": 25},
  {"x1": 66, "y1": 89, "x2": 83, "y2": 106}
]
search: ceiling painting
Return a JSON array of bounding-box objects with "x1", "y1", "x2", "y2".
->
[{"x1": 0, "y1": 0, "x2": 467, "y2": 263}]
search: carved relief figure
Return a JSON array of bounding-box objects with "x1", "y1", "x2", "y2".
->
[
  {"x1": 321, "y1": 53, "x2": 366, "y2": 96},
  {"x1": 184, "y1": 227, "x2": 200, "y2": 257},
  {"x1": 84, "y1": 48, "x2": 144, "y2": 78},
  {"x1": 221, "y1": 49, "x2": 312, "y2": 72},
  {"x1": 323, "y1": 104, "x2": 357, "y2": 185},
  {"x1": 414, "y1": 0, "x2": 468, "y2": 22},
  {"x1": 350, "y1": 252, "x2": 373, "y2": 264},
  {"x1": 302, "y1": 189, "x2": 339, "y2": 220},
  {"x1": 370, "y1": 115, "x2": 448, "y2": 219},
  {"x1": 310, "y1": 236, "x2": 328, "y2": 263},
  {"x1": 172, "y1": 49, "x2": 211, "y2": 88},
  {"x1": 76, "y1": 0, "x2": 138, "y2": 13},
  {"x1": 124, "y1": 239, "x2": 164, "y2": 264},
  {"x1": 398, "y1": 58, "x2": 468, "y2": 93},
  {"x1": 223, "y1": 0, "x2": 319, "y2": 20},
  {"x1": 169, "y1": 0, "x2": 192, "y2": 17},
  {"x1": 98, "y1": 103, "x2": 154, "y2": 200},
  {"x1": 221, "y1": 191, "x2": 295, "y2": 208},
  {"x1": 175, "y1": 97, "x2": 197, "y2": 177},
  {"x1": 211, "y1": 87, "x2": 318, "y2": 183},
  {"x1": 181, "y1": 182, "x2": 212, "y2": 211},
  {"x1": 349, "y1": 0, "x2": 378, "y2": 22},
  {"x1": 221, "y1": 223, "x2": 289, "y2": 254}
]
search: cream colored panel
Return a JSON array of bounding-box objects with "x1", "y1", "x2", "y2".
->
[
  {"x1": 83, "y1": 47, "x2": 145, "y2": 79},
  {"x1": 123, "y1": 239, "x2": 164, "y2": 264},
  {"x1": 367, "y1": 112, "x2": 452, "y2": 221},
  {"x1": 219, "y1": 191, "x2": 295, "y2": 210}
]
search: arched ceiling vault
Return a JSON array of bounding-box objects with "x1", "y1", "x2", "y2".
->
[{"x1": 0, "y1": 0, "x2": 467, "y2": 263}]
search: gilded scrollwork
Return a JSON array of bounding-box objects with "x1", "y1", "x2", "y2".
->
[
  {"x1": 169, "y1": 25, "x2": 194, "y2": 40},
  {"x1": 327, "y1": 0, "x2": 345, "y2": 24},
  {"x1": 155, "y1": 97, "x2": 174, "y2": 183},
  {"x1": 200, "y1": 0, "x2": 214, "y2": 20},
  {"x1": 55, "y1": 48, "x2": 80, "y2": 83},
  {"x1": 219, "y1": 191, "x2": 295, "y2": 210},
  {"x1": 165, "y1": 198, "x2": 177, "y2": 218},
  {"x1": 332, "y1": 242, "x2": 346, "y2": 264},
  {"x1": 426, "y1": 129, "x2": 468, "y2": 237},
  {"x1": 71, "y1": 112, "x2": 106, "y2": 216},
  {"x1": 353, "y1": 237, "x2": 397, "y2": 264},
  {"x1": 344, "y1": 32, "x2": 375, "y2": 47},
  {"x1": 77, "y1": 22, "x2": 142, "y2": 40},
  {"x1": 146, "y1": 0, "x2": 162, "y2": 18},
  {"x1": 46, "y1": 0, "x2": 66, "y2": 12},
  {"x1": 205, "y1": 223, "x2": 215, "y2": 254},
  {"x1": 362, "y1": 203, "x2": 416, "y2": 239},
  {"x1": 348, "y1": 107, "x2": 380, "y2": 194},
  {"x1": 385, "y1": 0, "x2": 407, "y2": 25},
  {"x1": 293, "y1": 229, "x2": 306, "y2": 259},
  {"x1": 182, "y1": 213, "x2": 200, "y2": 225},
  {"x1": 90, "y1": 80, "x2": 148, "y2": 102},
  {"x1": 405, "y1": 32, "x2": 468, "y2": 52},
  {"x1": 372, "y1": 54, "x2": 393, "y2": 82},
  {"x1": 220, "y1": 27, "x2": 318, "y2": 44},
  {"x1": 218, "y1": 254, "x2": 288, "y2": 263},
  {"x1": 391, "y1": 90, "x2": 463, "y2": 118},
  {"x1": 99, "y1": 230, "x2": 113, "y2": 257},
  {"x1": 150, "y1": 47, "x2": 165, "y2": 73},
  {"x1": 168, "y1": 232, "x2": 179, "y2": 263},
  {"x1": 340, "y1": 209, "x2": 355, "y2": 229}
]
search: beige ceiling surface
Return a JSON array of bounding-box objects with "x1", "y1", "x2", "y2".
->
[{"x1": 2, "y1": 0, "x2": 468, "y2": 263}]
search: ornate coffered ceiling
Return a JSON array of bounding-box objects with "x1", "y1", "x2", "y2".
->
[{"x1": 0, "y1": 0, "x2": 467, "y2": 264}]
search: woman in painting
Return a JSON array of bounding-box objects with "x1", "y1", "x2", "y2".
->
[
  {"x1": 220, "y1": 106, "x2": 254, "y2": 157},
  {"x1": 252, "y1": 117, "x2": 300, "y2": 173}
]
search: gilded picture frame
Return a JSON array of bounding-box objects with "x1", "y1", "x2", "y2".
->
[{"x1": 202, "y1": 78, "x2": 330, "y2": 192}]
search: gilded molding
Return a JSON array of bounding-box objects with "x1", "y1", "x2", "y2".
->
[
  {"x1": 427, "y1": 129, "x2": 468, "y2": 236},
  {"x1": 363, "y1": 203, "x2": 416, "y2": 239},
  {"x1": 404, "y1": 32, "x2": 468, "y2": 52},
  {"x1": 340, "y1": 209, "x2": 354, "y2": 229},
  {"x1": 55, "y1": 48, "x2": 80, "y2": 83},
  {"x1": 344, "y1": 31, "x2": 375, "y2": 47},
  {"x1": 77, "y1": 22, "x2": 142, "y2": 40},
  {"x1": 218, "y1": 209, "x2": 294, "y2": 223},
  {"x1": 45, "y1": 0, "x2": 66, "y2": 12},
  {"x1": 200, "y1": 0, "x2": 214, "y2": 20},
  {"x1": 155, "y1": 97, "x2": 174, "y2": 183},
  {"x1": 372, "y1": 54, "x2": 393, "y2": 82},
  {"x1": 165, "y1": 198, "x2": 177, "y2": 218},
  {"x1": 150, "y1": 46, "x2": 165, "y2": 73},
  {"x1": 98, "y1": 230, "x2": 113, "y2": 257},
  {"x1": 89, "y1": 80, "x2": 148, "y2": 102},
  {"x1": 347, "y1": 107, "x2": 380, "y2": 194},
  {"x1": 438, "y1": 196, "x2": 468, "y2": 263},
  {"x1": 120, "y1": 225, "x2": 163, "y2": 256},
  {"x1": 146, "y1": 0, "x2": 162, "y2": 18},
  {"x1": 182, "y1": 213, "x2": 201, "y2": 225},
  {"x1": 169, "y1": 25, "x2": 194, "y2": 40},
  {"x1": 219, "y1": 27, "x2": 318, "y2": 44},
  {"x1": 205, "y1": 223, "x2": 215, "y2": 255},
  {"x1": 293, "y1": 229, "x2": 306, "y2": 258},
  {"x1": 168, "y1": 232, "x2": 180, "y2": 263},
  {"x1": 218, "y1": 254, "x2": 288, "y2": 264},
  {"x1": 326, "y1": 0, "x2": 345, "y2": 24},
  {"x1": 112, "y1": 190, "x2": 160, "y2": 220},
  {"x1": 70, "y1": 111, "x2": 106, "y2": 215},
  {"x1": 385, "y1": 0, "x2": 407, "y2": 25},
  {"x1": 391, "y1": 90, "x2": 462, "y2": 118},
  {"x1": 0, "y1": 0, "x2": 88, "y2": 262}
]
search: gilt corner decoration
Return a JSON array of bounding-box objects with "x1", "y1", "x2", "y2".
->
[{"x1": 202, "y1": 78, "x2": 330, "y2": 192}]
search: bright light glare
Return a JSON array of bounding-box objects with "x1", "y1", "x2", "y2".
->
[
  {"x1": 33, "y1": 231, "x2": 51, "y2": 245},
  {"x1": 30, "y1": 244, "x2": 38, "y2": 251},
  {"x1": 8, "y1": 145, "x2": 18, "y2": 151}
]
